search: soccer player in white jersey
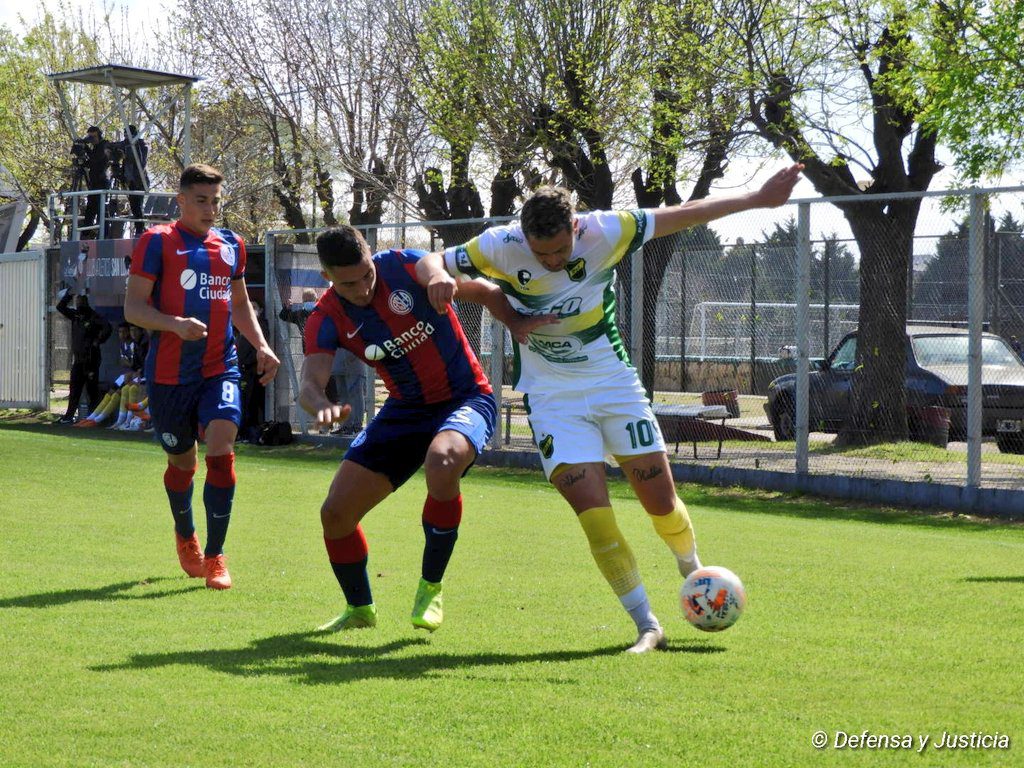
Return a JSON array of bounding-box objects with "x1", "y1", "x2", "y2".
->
[{"x1": 420, "y1": 164, "x2": 802, "y2": 652}]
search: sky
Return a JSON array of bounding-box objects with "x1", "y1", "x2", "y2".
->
[{"x1": 4, "y1": 0, "x2": 1022, "y2": 250}]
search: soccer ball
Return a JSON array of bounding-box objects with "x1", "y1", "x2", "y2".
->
[{"x1": 680, "y1": 566, "x2": 746, "y2": 632}]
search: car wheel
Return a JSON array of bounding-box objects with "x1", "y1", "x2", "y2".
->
[
  {"x1": 996, "y1": 433, "x2": 1024, "y2": 454},
  {"x1": 772, "y1": 399, "x2": 795, "y2": 441}
]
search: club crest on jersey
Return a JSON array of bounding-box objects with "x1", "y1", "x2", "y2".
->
[
  {"x1": 388, "y1": 289, "x2": 414, "y2": 315},
  {"x1": 539, "y1": 433, "x2": 554, "y2": 459},
  {"x1": 565, "y1": 258, "x2": 587, "y2": 282},
  {"x1": 219, "y1": 243, "x2": 236, "y2": 267},
  {"x1": 517, "y1": 269, "x2": 532, "y2": 287}
]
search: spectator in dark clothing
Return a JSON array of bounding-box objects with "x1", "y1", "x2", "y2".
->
[
  {"x1": 129, "y1": 323, "x2": 149, "y2": 378},
  {"x1": 82, "y1": 126, "x2": 111, "y2": 238},
  {"x1": 279, "y1": 288, "x2": 319, "y2": 353},
  {"x1": 56, "y1": 289, "x2": 112, "y2": 423},
  {"x1": 122, "y1": 125, "x2": 149, "y2": 237},
  {"x1": 236, "y1": 300, "x2": 269, "y2": 442}
]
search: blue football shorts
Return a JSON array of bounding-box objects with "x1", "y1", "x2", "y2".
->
[
  {"x1": 148, "y1": 373, "x2": 242, "y2": 454},
  {"x1": 345, "y1": 392, "x2": 496, "y2": 489}
]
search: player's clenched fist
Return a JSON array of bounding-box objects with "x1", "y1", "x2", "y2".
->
[
  {"x1": 256, "y1": 344, "x2": 281, "y2": 385},
  {"x1": 174, "y1": 316, "x2": 208, "y2": 340},
  {"x1": 315, "y1": 403, "x2": 352, "y2": 428},
  {"x1": 426, "y1": 271, "x2": 457, "y2": 314}
]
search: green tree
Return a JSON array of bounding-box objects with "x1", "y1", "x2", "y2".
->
[
  {"x1": 901, "y1": 0, "x2": 1024, "y2": 181},
  {"x1": 0, "y1": 11, "x2": 104, "y2": 248}
]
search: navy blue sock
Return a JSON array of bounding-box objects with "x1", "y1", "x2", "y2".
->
[
  {"x1": 421, "y1": 495, "x2": 462, "y2": 583},
  {"x1": 421, "y1": 522, "x2": 459, "y2": 584},
  {"x1": 164, "y1": 464, "x2": 196, "y2": 538},
  {"x1": 325, "y1": 529, "x2": 372, "y2": 606},
  {"x1": 203, "y1": 454, "x2": 236, "y2": 557},
  {"x1": 330, "y1": 560, "x2": 372, "y2": 606}
]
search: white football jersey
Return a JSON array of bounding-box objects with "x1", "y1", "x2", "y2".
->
[{"x1": 443, "y1": 209, "x2": 655, "y2": 392}]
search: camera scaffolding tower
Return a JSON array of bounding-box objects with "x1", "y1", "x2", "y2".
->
[{"x1": 47, "y1": 64, "x2": 201, "y2": 242}]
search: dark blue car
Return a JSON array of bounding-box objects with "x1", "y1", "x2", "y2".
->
[{"x1": 763, "y1": 325, "x2": 1024, "y2": 453}]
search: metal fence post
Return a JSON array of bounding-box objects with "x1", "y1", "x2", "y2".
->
[
  {"x1": 264, "y1": 232, "x2": 279, "y2": 424},
  {"x1": 630, "y1": 244, "x2": 643, "y2": 383},
  {"x1": 967, "y1": 193, "x2": 985, "y2": 491},
  {"x1": 796, "y1": 202, "x2": 811, "y2": 474},
  {"x1": 488, "y1": 316, "x2": 504, "y2": 450}
]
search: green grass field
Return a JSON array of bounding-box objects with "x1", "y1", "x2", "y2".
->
[{"x1": 1, "y1": 425, "x2": 1023, "y2": 767}]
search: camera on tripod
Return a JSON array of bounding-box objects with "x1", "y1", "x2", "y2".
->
[
  {"x1": 106, "y1": 140, "x2": 129, "y2": 186},
  {"x1": 69, "y1": 138, "x2": 91, "y2": 169}
]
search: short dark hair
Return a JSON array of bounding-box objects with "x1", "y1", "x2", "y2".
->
[
  {"x1": 179, "y1": 163, "x2": 224, "y2": 190},
  {"x1": 316, "y1": 226, "x2": 371, "y2": 269},
  {"x1": 86, "y1": 125, "x2": 102, "y2": 137},
  {"x1": 521, "y1": 186, "x2": 574, "y2": 239}
]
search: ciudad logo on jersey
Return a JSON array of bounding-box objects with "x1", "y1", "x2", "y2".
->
[
  {"x1": 179, "y1": 268, "x2": 231, "y2": 300},
  {"x1": 362, "y1": 320, "x2": 436, "y2": 362}
]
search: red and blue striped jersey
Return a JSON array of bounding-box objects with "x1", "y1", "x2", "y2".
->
[
  {"x1": 304, "y1": 249, "x2": 491, "y2": 405},
  {"x1": 129, "y1": 221, "x2": 246, "y2": 385}
]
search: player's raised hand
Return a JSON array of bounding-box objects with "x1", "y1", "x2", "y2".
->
[
  {"x1": 174, "y1": 316, "x2": 208, "y2": 340},
  {"x1": 315, "y1": 402, "x2": 352, "y2": 428},
  {"x1": 256, "y1": 344, "x2": 281, "y2": 385},
  {"x1": 507, "y1": 312, "x2": 560, "y2": 343},
  {"x1": 427, "y1": 271, "x2": 457, "y2": 314},
  {"x1": 754, "y1": 163, "x2": 804, "y2": 208}
]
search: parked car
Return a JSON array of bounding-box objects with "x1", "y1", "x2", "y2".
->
[{"x1": 763, "y1": 325, "x2": 1024, "y2": 453}]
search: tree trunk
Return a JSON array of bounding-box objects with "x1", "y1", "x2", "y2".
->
[
  {"x1": 16, "y1": 211, "x2": 40, "y2": 252},
  {"x1": 834, "y1": 200, "x2": 919, "y2": 446}
]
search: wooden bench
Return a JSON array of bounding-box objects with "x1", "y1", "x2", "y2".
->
[{"x1": 652, "y1": 404, "x2": 769, "y2": 458}]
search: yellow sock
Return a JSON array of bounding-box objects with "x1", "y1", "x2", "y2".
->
[
  {"x1": 649, "y1": 497, "x2": 701, "y2": 576},
  {"x1": 89, "y1": 391, "x2": 115, "y2": 419},
  {"x1": 97, "y1": 391, "x2": 121, "y2": 419},
  {"x1": 577, "y1": 506, "x2": 642, "y2": 597}
]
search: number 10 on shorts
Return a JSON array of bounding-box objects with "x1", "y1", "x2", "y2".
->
[{"x1": 625, "y1": 419, "x2": 655, "y2": 449}]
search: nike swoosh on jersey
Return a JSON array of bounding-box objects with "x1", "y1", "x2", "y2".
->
[
  {"x1": 176, "y1": 249, "x2": 192, "y2": 255},
  {"x1": 346, "y1": 323, "x2": 364, "y2": 339}
]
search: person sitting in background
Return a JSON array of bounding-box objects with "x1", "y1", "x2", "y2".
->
[{"x1": 77, "y1": 323, "x2": 152, "y2": 430}]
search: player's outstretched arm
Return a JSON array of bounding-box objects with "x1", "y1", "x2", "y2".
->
[
  {"x1": 650, "y1": 163, "x2": 804, "y2": 239},
  {"x1": 231, "y1": 278, "x2": 280, "y2": 385},
  {"x1": 416, "y1": 251, "x2": 458, "y2": 314},
  {"x1": 455, "y1": 279, "x2": 558, "y2": 343},
  {"x1": 299, "y1": 353, "x2": 351, "y2": 427},
  {"x1": 124, "y1": 274, "x2": 208, "y2": 340}
]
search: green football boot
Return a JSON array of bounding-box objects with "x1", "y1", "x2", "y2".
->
[
  {"x1": 411, "y1": 578, "x2": 444, "y2": 632},
  {"x1": 317, "y1": 603, "x2": 377, "y2": 632}
]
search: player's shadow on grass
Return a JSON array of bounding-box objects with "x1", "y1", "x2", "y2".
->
[
  {"x1": 962, "y1": 575, "x2": 1024, "y2": 583},
  {"x1": 0, "y1": 577, "x2": 202, "y2": 609},
  {"x1": 91, "y1": 630, "x2": 725, "y2": 683}
]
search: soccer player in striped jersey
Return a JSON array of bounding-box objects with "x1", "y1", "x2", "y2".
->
[
  {"x1": 422, "y1": 164, "x2": 803, "y2": 652},
  {"x1": 299, "y1": 226, "x2": 552, "y2": 633},
  {"x1": 125, "y1": 164, "x2": 280, "y2": 590}
]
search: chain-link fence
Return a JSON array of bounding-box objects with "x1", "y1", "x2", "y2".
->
[
  {"x1": 264, "y1": 220, "x2": 515, "y2": 444},
  {"x1": 262, "y1": 187, "x2": 1024, "y2": 510}
]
